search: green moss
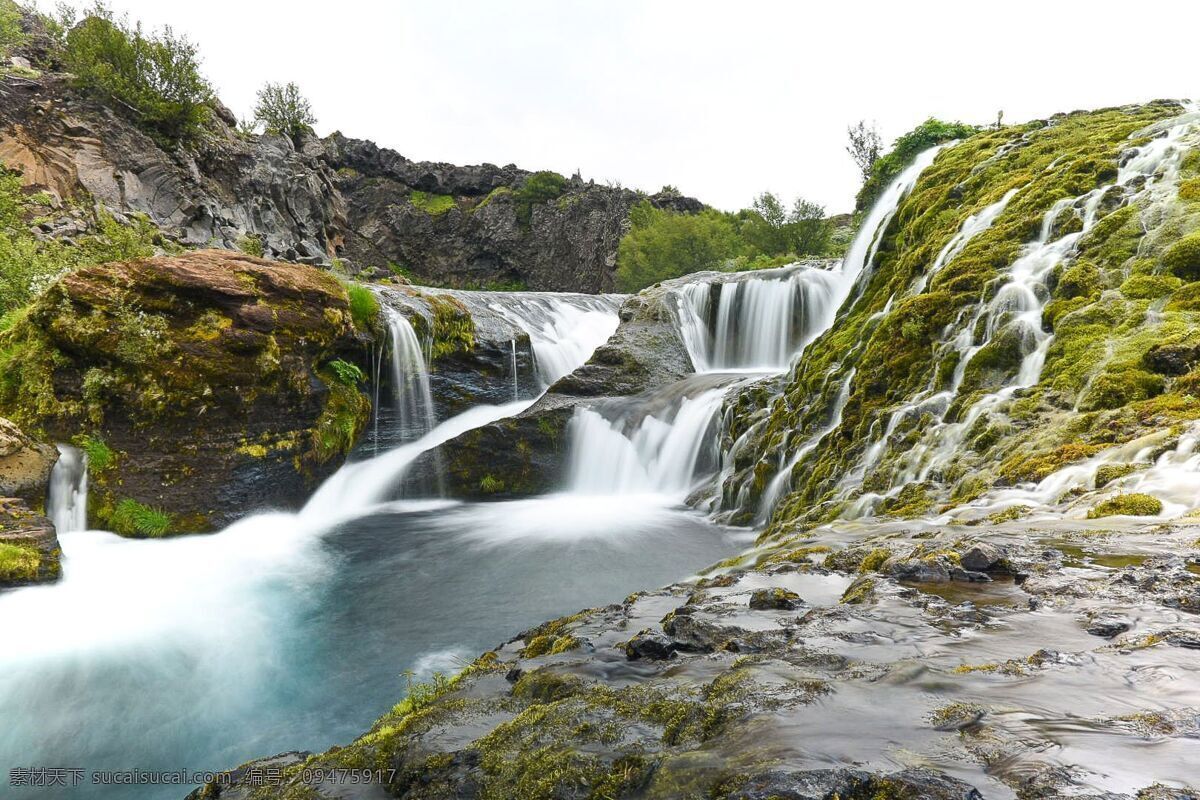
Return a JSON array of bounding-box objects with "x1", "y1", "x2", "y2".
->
[
  {"x1": 841, "y1": 576, "x2": 877, "y2": 605},
  {"x1": 858, "y1": 547, "x2": 892, "y2": 573},
  {"x1": 311, "y1": 367, "x2": 371, "y2": 466},
  {"x1": 410, "y1": 191, "x2": 456, "y2": 216},
  {"x1": 1121, "y1": 273, "x2": 1182, "y2": 299},
  {"x1": 1087, "y1": 492, "x2": 1163, "y2": 518},
  {"x1": 880, "y1": 482, "x2": 934, "y2": 518},
  {"x1": 472, "y1": 186, "x2": 512, "y2": 213},
  {"x1": 107, "y1": 498, "x2": 173, "y2": 537},
  {"x1": 1057, "y1": 260, "x2": 1104, "y2": 299},
  {"x1": 999, "y1": 442, "x2": 1104, "y2": 484},
  {"x1": 1163, "y1": 231, "x2": 1200, "y2": 280},
  {"x1": 1095, "y1": 463, "x2": 1136, "y2": 487},
  {"x1": 1179, "y1": 178, "x2": 1200, "y2": 201},
  {"x1": 987, "y1": 505, "x2": 1028, "y2": 523},
  {"x1": 1079, "y1": 367, "x2": 1164, "y2": 411},
  {"x1": 417, "y1": 294, "x2": 475, "y2": 359},
  {"x1": 0, "y1": 541, "x2": 41, "y2": 582}
]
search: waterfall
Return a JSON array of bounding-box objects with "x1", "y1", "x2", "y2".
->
[
  {"x1": 47, "y1": 444, "x2": 88, "y2": 533},
  {"x1": 509, "y1": 339, "x2": 518, "y2": 401},
  {"x1": 567, "y1": 385, "x2": 727, "y2": 496},
  {"x1": 677, "y1": 266, "x2": 845, "y2": 373},
  {"x1": 384, "y1": 308, "x2": 436, "y2": 441}
]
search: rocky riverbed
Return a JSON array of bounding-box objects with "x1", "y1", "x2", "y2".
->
[{"x1": 191, "y1": 515, "x2": 1200, "y2": 799}]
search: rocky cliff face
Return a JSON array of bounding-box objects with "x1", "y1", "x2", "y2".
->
[
  {"x1": 0, "y1": 250, "x2": 374, "y2": 534},
  {"x1": 0, "y1": 70, "x2": 699, "y2": 294}
]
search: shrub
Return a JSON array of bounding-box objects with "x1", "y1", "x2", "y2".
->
[
  {"x1": 856, "y1": 118, "x2": 979, "y2": 211},
  {"x1": 0, "y1": 0, "x2": 26, "y2": 55},
  {"x1": 62, "y1": 6, "x2": 212, "y2": 145},
  {"x1": 1086, "y1": 493, "x2": 1162, "y2": 518},
  {"x1": 344, "y1": 282, "x2": 379, "y2": 331},
  {"x1": 252, "y1": 81, "x2": 316, "y2": 139},
  {"x1": 108, "y1": 498, "x2": 172, "y2": 537},
  {"x1": 1163, "y1": 231, "x2": 1200, "y2": 280},
  {"x1": 616, "y1": 202, "x2": 742, "y2": 291},
  {"x1": 513, "y1": 171, "x2": 567, "y2": 227},
  {"x1": 235, "y1": 233, "x2": 264, "y2": 258},
  {"x1": 75, "y1": 433, "x2": 115, "y2": 472}
]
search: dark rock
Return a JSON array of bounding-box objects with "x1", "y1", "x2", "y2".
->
[
  {"x1": 949, "y1": 567, "x2": 993, "y2": 583},
  {"x1": 749, "y1": 587, "x2": 803, "y2": 610},
  {"x1": 624, "y1": 632, "x2": 676, "y2": 661},
  {"x1": 1087, "y1": 616, "x2": 1133, "y2": 638},
  {"x1": 891, "y1": 558, "x2": 952, "y2": 583},
  {"x1": 1165, "y1": 629, "x2": 1200, "y2": 649}
]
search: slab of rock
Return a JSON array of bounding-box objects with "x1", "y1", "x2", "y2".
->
[
  {"x1": 1086, "y1": 615, "x2": 1133, "y2": 638},
  {"x1": 0, "y1": 417, "x2": 57, "y2": 505},
  {"x1": 749, "y1": 587, "x2": 803, "y2": 610},
  {"x1": 0, "y1": 496, "x2": 60, "y2": 587}
]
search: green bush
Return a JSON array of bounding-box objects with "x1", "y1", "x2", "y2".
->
[
  {"x1": 252, "y1": 81, "x2": 316, "y2": 139},
  {"x1": 108, "y1": 498, "x2": 172, "y2": 537},
  {"x1": 75, "y1": 433, "x2": 115, "y2": 472},
  {"x1": 235, "y1": 233, "x2": 264, "y2": 258},
  {"x1": 856, "y1": 118, "x2": 979, "y2": 211},
  {"x1": 513, "y1": 171, "x2": 567, "y2": 227},
  {"x1": 0, "y1": 0, "x2": 26, "y2": 55},
  {"x1": 1086, "y1": 493, "x2": 1162, "y2": 518},
  {"x1": 616, "y1": 202, "x2": 742, "y2": 291},
  {"x1": 62, "y1": 6, "x2": 212, "y2": 144}
]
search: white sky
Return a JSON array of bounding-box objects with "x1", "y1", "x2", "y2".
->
[{"x1": 36, "y1": 0, "x2": 1200, "y2": 213}]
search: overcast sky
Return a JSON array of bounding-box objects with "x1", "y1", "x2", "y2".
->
[{"x1": 36, "y1": 1, "x2": 1200, "y2": 213}]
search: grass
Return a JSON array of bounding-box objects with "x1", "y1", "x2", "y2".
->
[
  {"x1": 344, "y1": 282, "x2": 380, "y2": 331},
  {"x1": 108, "y1": 499, "x2": 173, "y2": 537},
  {"x1": 75, "y1": 433, "x2": 115, "y2": 472},
  {"x1": 410, "y1": 191, "x2": 456, "y2": 216}
]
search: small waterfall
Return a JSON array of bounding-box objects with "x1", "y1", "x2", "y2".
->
[
  {"x1": 567, "y1": 386, "x2": 727, "y2": 496},
  {"x1": 385, "y1": 308, "x2": 436, "y2": 441},
  {"x1": 677, "y1": 267, "x2": 844, "y2": 373},
  {"x1": 47, "y1": 444, "x2": 88, "y2": 533},
  {"x1": 509, "y1": 339, "x2": 519, "y2": 401}
]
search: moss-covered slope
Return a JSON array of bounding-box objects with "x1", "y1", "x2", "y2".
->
[
  {"x1": 718, "y1": 101, "x2": 1200, "y2": 532},
  {"x1": 0, "y1": 250, "x2": 374, "y2": 534}
]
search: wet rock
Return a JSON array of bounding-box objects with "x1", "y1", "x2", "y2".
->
[
  {"x1": 949, "y1": 567, "x2": 992, "y2": 583},
  {"x1": 0, "y1": 252, "x2": 372, "y2": 533},
  {"x1": 662, "y1": 613, "x2": 743, "y2": 653},
  {"x1": 0, "y1": 418, "x2": 57, "y2": 506},
  {"x1": 890, "y1": 558, "x2": 952, "y2": 583},
  {"x1": 0, "y1": 496, "x2": 60, "y2": 587},
  {"x1": 748, "y1": 587, "x2": 803, "y2": 610},
  {"x1": 624, "y1": 632, "x2": 676, "y2": 661},
  {"x1": 1165, "y1": 629, "x2": 1200, "y2": 649},
  {"x1": 1087, "y1": 615, "x2": 1133, "y2": 638},
  {"x1": 729, "y1": 768, "x2": 983, "y2": 800},
  {"x1": 960, "y1": 542, "x2": 1003, "y2": 572}
]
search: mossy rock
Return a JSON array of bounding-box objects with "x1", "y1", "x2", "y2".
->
[
  {"x1": 1163, "y1": 231, "x2": 1200, "y2": 280},
  {"x1": 1087, "y1": 492, "x2": 1162, "y2": 518}
]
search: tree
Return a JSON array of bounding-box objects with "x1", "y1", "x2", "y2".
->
[
  {"x1": 741, "y1": 192, "x2": 830, "y2": 257},
  {"x1": 616, "y1": 202, "x2": 742, "y2": 291},
  {"x1": 62, "y1": 4, "x2": 212, "y2": 144},
  {"x1": 846, "y1": 120, "x2": 882, "y2": 183},
  {"x1": 786, "y1": 197, "x2": 830, "y2": 255},
  {"x1": 253, "y1": 81, "x2": 316, "y2": 139}
]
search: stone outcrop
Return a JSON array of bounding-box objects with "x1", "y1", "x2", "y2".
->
[
  {"x1": 408, "y1": 279, "x2": 702, "y2": 499},
  {"x1": 0, "y1": 496, "x2": 59, "y2": 587},
  {"x1": 0, "y1": 70, "x2": 701, "y2": 294},
  {"x1": 0, "y1": 250, "x2": 373, "y2": 534},
  {"x1": 0, "y1": 417, "x2": 57, "y2": 507}
]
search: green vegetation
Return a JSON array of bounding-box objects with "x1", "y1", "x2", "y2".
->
[
  {"x1": 1087, "y1": 493, "x2": 1163, "y2": 518},
  {"x1": 75, "y1": 433, "x2": 115, "y2": 472},
  {"x1": 1163, "y1": 231, "x2": 1200, "y2": 280},
  {"x1": 0, "y1": 541, "x2": 40, "y2": 582},
  {"x1": 61, "y1": 4, "x2": 212, "y2": 144},
  {"x1": 856, "y1": 117, "x2": 981, "y2": 211},
  {"x1": 234, "y1": 233, "x2": 264, "y2": 258},
  {"x1": 513, "y1": 171, "x2": 567, "y2": 227},
  {"x1": 252, "y1": 81, "x2": 316, "y2": 139},
  {"x1": 343, "y1": 282, "x2": 379, "y2": 332},
  {"x1": 0, "y1": 169, "x2": 159, "y2": 313},
  {"x1": 409, "y1": 190, "x2": 456, "y2": 216},
  {"x1": 327, "y1": 359, "x2": 364, "y2": 386},
  {"x1": 312, "y1": 366, "x2": 371, "y2": 464},
  {"x1": 615, "y1": 190, "x2": 833, "y2": 291},
  {"x1": 0, "y1": 0, "x2": 26, "y2": 55},
  {"x1": 108, "y1": 498, "x2": 172, "y2": 537}
]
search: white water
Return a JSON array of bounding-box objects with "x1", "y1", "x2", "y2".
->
[
  {"x1": 47, "y1": 444, "x2": 88, "y2": 533},
  {"x1": 384, "y1": 308, "x2": 436, "y2": 440},
  {"x1": 676, "y1": 266, "x2": 845, "y2": 372},
  {"x1": 567, "y1": 387, "x2": 727, "y2": 497}
]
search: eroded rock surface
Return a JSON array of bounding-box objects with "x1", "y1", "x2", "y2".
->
[{"x1": 0, "y1": 496, "x2": 59, "y2": 587}]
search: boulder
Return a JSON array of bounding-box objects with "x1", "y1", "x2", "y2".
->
[
  {"x1": 0, "y1": 251, "x2": 373, "y2": 534},
  {"x1": 748, "y1": 587, "x2": 803, "y2": 610},
  {"x1": 0, "y1": 417, "x2": 57, "y2": 506}
]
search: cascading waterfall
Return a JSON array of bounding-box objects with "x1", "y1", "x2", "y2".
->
[
  {"x1": 842, "y1": 108, "x2": 1200, "y2": 517},
  {"x1": 47, "y1": 444, "x2": 88, "y2": 533},
  {"x1": 384, "y1": 307, "x2": 436, "y2": 441},
  {"x1": 676, "y1": 266, "x2": 845, "y2": 373},
  {"x1": 567, "y1": 385, "x2": 727, "y2": 497}
]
